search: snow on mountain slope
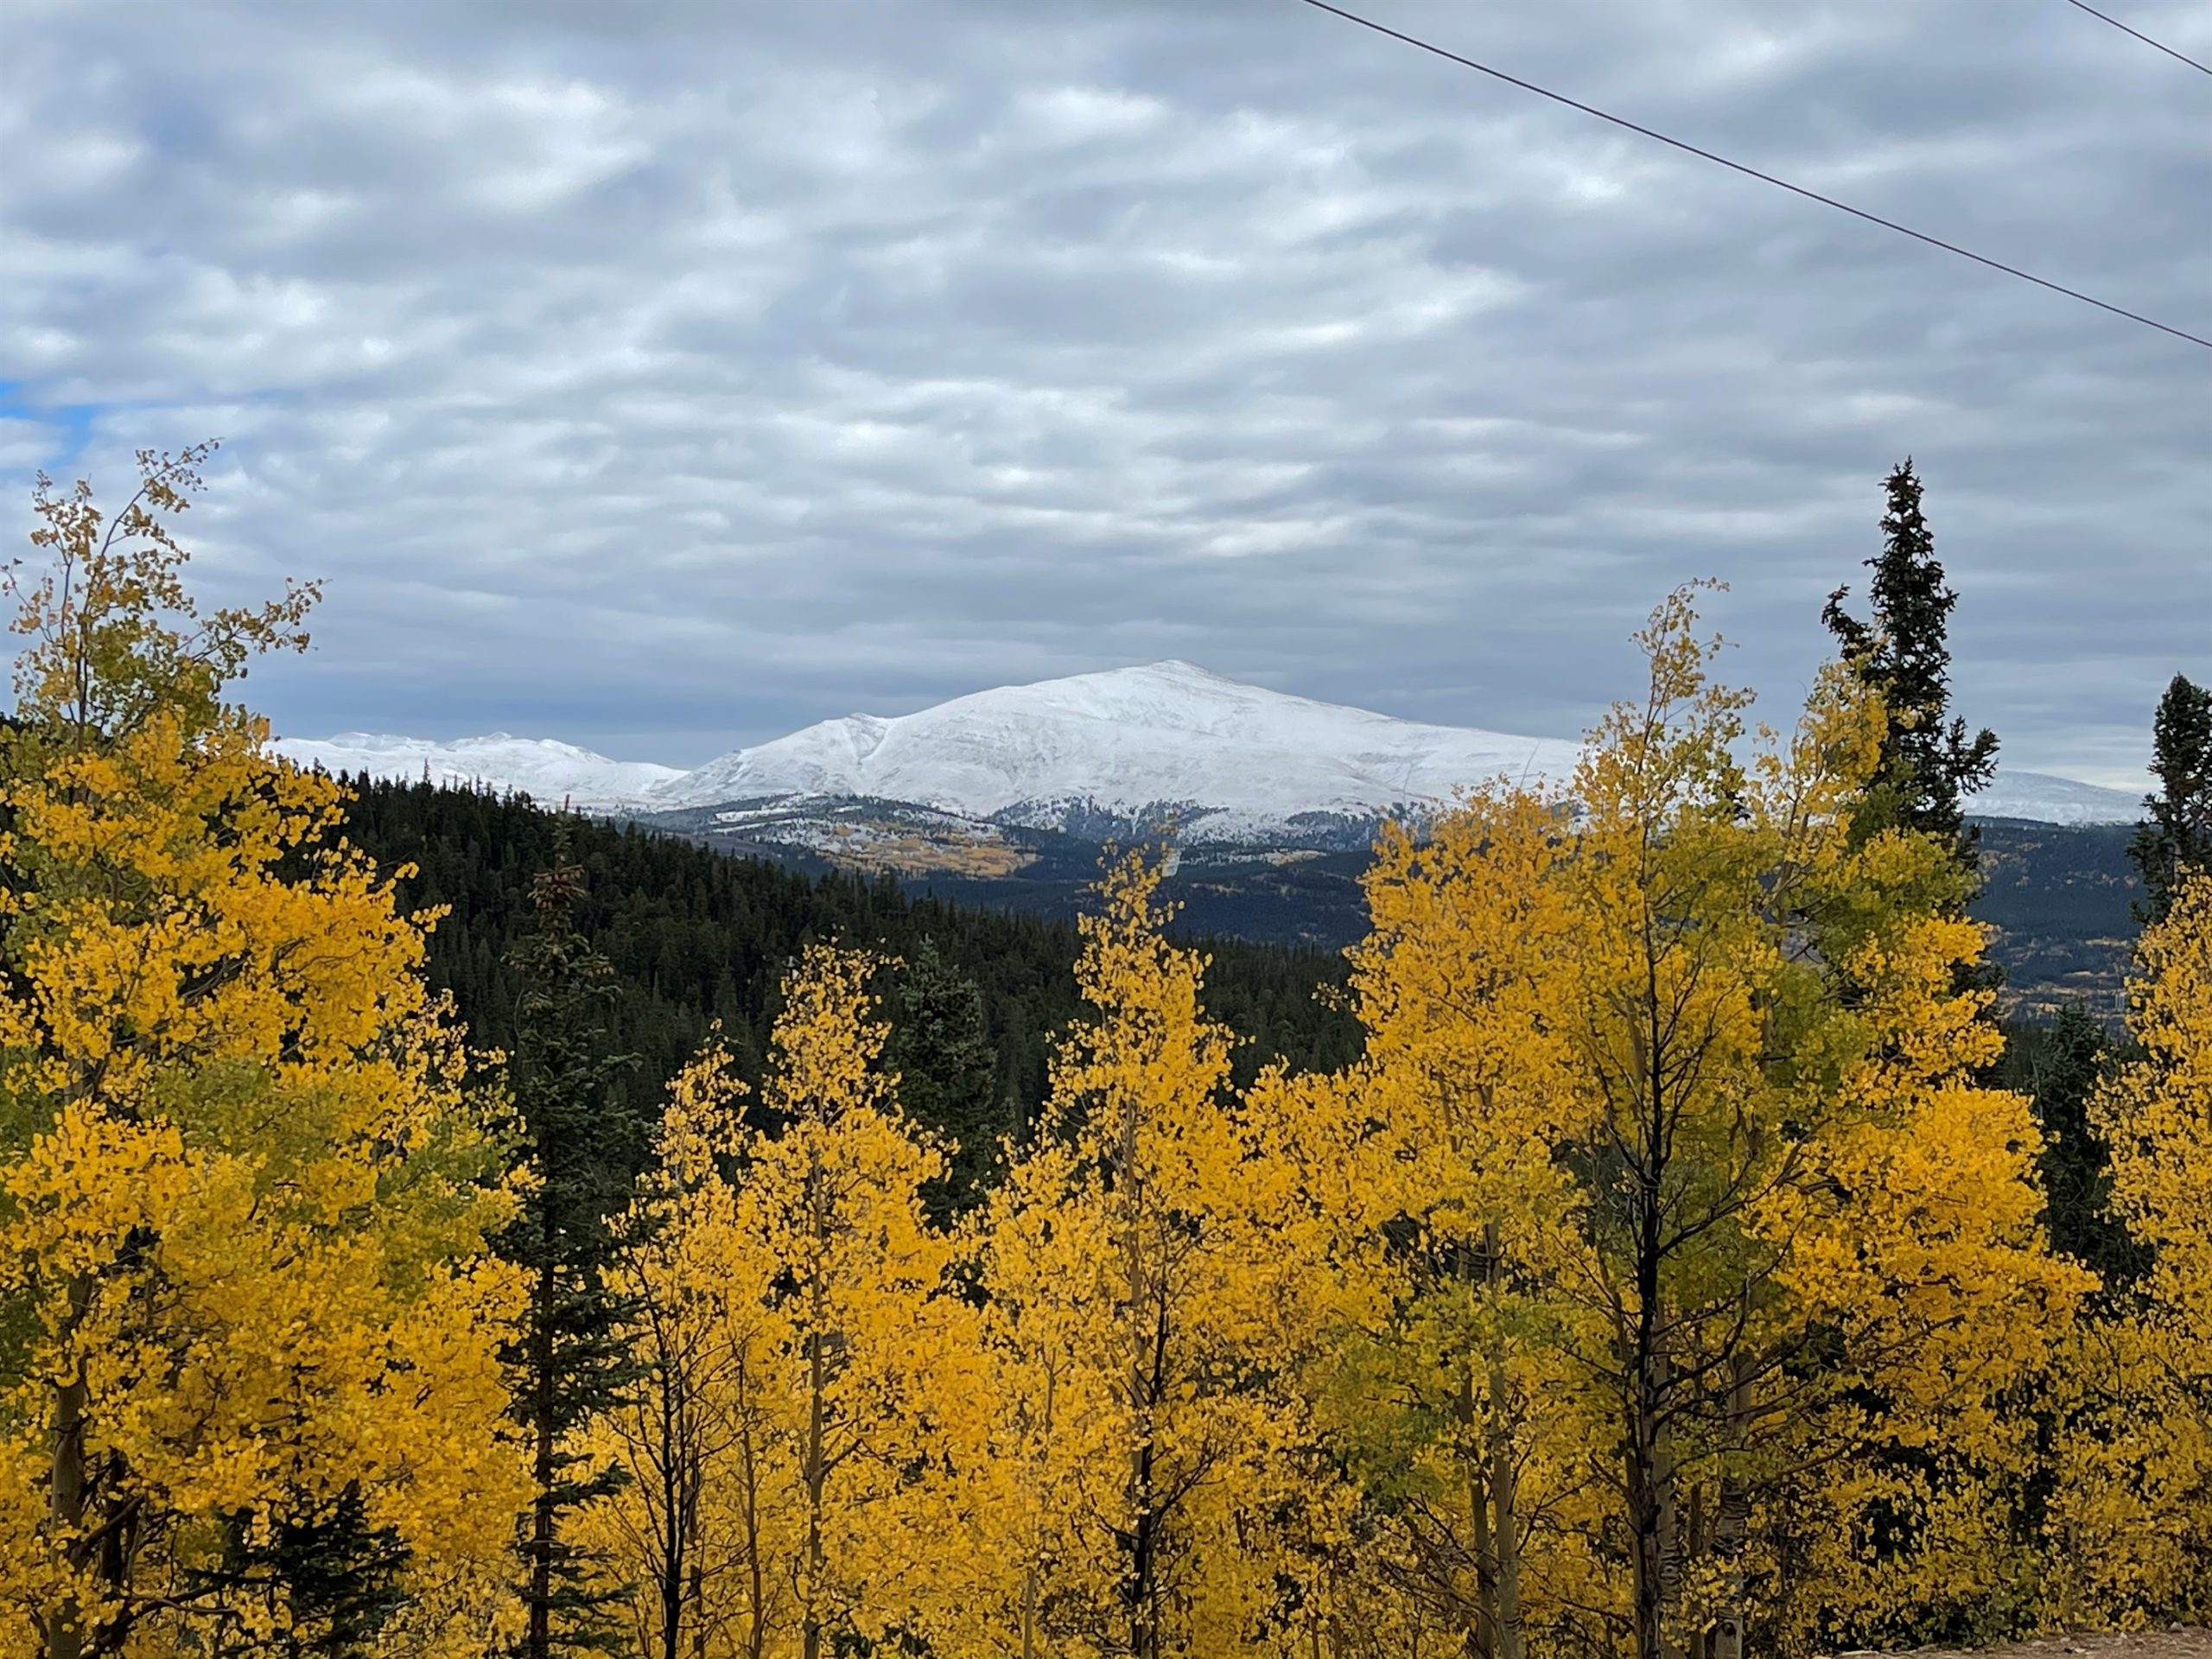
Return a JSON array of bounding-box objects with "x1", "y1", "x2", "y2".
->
[
  {"x1": 270, "y1": 733, "x2": 683, "y2": 809},
  {"x1": 274, "y1": 664, "x2": 2146, "y2": 836},
  {"x1": 650, "y1": 661, "x2": 1586, "y2": 837},
  {"x1": 1961, "y1": 769, "x2": 2139, "y2": 826}
]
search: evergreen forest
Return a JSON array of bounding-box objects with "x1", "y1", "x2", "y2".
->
[{"x1": 335, "y1": 773, "x2": 1364, "y2": 1177}]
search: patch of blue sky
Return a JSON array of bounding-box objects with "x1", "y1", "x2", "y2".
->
[{"x1": 0, "y1": 382, "x2": 103, "y2": 470}]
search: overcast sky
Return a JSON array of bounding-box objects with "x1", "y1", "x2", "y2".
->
[{"x1": 1, "y1": 0, "x2": 2204, "y2": 784}]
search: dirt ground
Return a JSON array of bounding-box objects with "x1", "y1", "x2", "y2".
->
[{"x1": 1837, "y1": 1634, "x2": 2212, "y2": 1659}]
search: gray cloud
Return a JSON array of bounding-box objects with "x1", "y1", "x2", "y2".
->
[{"x1": 0, "y1": 0, "x2": 2205, "y2": 782}]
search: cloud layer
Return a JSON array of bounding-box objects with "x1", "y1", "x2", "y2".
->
[{"x1": 2, "y1": 0, "x2": 2204, "y2": 781}]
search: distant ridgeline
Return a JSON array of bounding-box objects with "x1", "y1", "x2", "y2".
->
[
  {"x1": 634, "y1": 803, "x2": 2148, "y2": 1020},
  {"x1": 878, "y1": 814, "x2": 2149, "y2": 1020},
  {"x1": 339, "y1": 779, "x2": 2150, "y2": 1174},
  {"x1": 340, "y1": 777, "x2": 2147, "y2": 1124},
  {"x1": 1969, "y1": 817, "x2": 2141, "y2": 1017},
  {"x1": 334, "y1": 776, "x2": 1365, "y2": 1146}
]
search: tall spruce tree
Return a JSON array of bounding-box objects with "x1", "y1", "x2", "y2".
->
[
  {"x1": 883, "y1": 936, "x2": 1006, "y2": 1218},
  {"x1": 2127, "y1": 672, "x2": 2212, "y2": 925},
  {"x1": 502, "y1": 831, "x2": 645, "y2": 1658},
  {"x1": 192, "y1": 1486, "x2": 410, "y2": 1659},
  {"x1": 2014, "y1": 1005, "x2": 2145, "y2": 1287},
  {"x1": 1823, "y1": 460, "x2": 1999, "y2": 861}
]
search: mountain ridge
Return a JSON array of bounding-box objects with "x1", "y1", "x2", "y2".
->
[
  {"x1": 272, "y1": 661, "x2": 2146, "y2": 834},
  {"x1": 266, "y1": 731, "x2": 685, "y2": 810}
]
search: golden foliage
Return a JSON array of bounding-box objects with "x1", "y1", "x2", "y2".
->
[
  {"x1": 5, "y1": 452, "x2": 2202, "y2": 1657},
  {"x1": 0, "y1": 449, "x2": 525, "y2": 1658},
  {"x1": 2050, "y1": 876, "x2": 2212, "y2": 1625},
  {"x1": 1302, "y1": 588, "x2": 2085, "y2": 1659},
  {"x1": 586, "y1": 949, "x2": 963, "y2": 1659}
]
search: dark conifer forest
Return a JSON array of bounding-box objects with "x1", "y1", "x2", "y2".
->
[{"x1": 335, "y1": 775, "x2": 1365, "y2": 1157}]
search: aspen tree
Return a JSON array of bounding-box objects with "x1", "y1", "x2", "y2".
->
[
  {"x1": 1757, "y1": 870, "x2": 2087, "y2": 1650},
  {"x1": 938, "y1": 1128, "x2": 1126, "y2": 1659},
  {"x1": 587, "y1": 952, "x2": 961, "y2": 1659},
  {"x1": 749, "y1": 946, "x2": 961, "y2": 1658},
  {"x1": 2056, "y1": 875, "x2": 2212, "y2": 1621},
  {"x1": 0, "y1": 449, "x2": 527, "y2": 1656},
  {"x1": 960, "y1": 854, "x2": 1320, "y2": 1659},
  {"x1": 588, "y1": 1038, "x2": 804, "y2": 1659},
  {"x1": 1342, "y1": 789, "x2": 1611, "y2": 1659},
  {"x1": 2098, "y1": 874, "x2": 2212, "y2": 1304},
  {"x1": 1233, "y1": 1061, "x2": 1426, "y2": 1659},
  {"x1": 1324, "y1": 591, "x2": 2082, "y2": 1659},
  {"x1": 1553, "y1": 593, "x2": 2079, "y2": 1659}
]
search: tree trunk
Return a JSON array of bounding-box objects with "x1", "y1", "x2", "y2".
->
[
  {"x1": 1625, "y1": 985, "x2": 1681, "y2": 1659},
  {"x1": 528, "y1": 1426, "x2": 556, "y2": 1659},
  {"x1": 1489, "y1": 1400, "x2": 1524, "y2": 1659},
  {"x1": 802, "y1": 1330, "x2": 825, "y2": 1659},
  {"x1": 658, "y1": 1366, "x2": 686, "y2": 1659},
  {"x1": 1127, "y1": 1304, "x2": 1164, "y2": 1659},
  {"x1": 803, "y1": 1153, "x2": 830, "y2": 1659},
  {"x1": 1626, "y1": 1209, "x2": 1681, "y2": 1659},
  {"x1": 44, "y1": 1271, "x2": 94, "y2": 1659},
  {"x1": 1710, "y1": 1357, "x2": 1753, "y2": 1659},
  {"x1": 1459, "y1": 1366, "x2": 1495, "y2": 1659},
  {"x1": 740, "y1": 1379, "x2": 767, "y2": 1659},
  {"x1": 1484, "y1": 1227, "x2": 1524, "y2": 1659},
  {"x1": 1627, "y1": 1416, "x2": 1664, "y2": 1659},
  {"x1": 527, "y1": 1258, "x2": 557, "y2": 1659},
  {"x1": 1020, "y1": 1363, "x2": 1057, "y2": 1659},
  {"x1": 1451, "y1": 1236, "x2": 1495, "y2": 1659},
  {"x1": 1119, "y1": 1084, "x2": 1161, "y2": 1659}
]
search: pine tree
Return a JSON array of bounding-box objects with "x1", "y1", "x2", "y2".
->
[
  {"x1": 1823, "y1": 460, "x2": 1999, "y2": 860},
  {"x1": 194, "y1": 1485, "x2": 411, "y2": 1658},
  {"x1": 2127, "y1": 673, "x2": 2212, "y2": 925},
  {"x1": 2017, "y1": 1006, "x2": 2145, "y2": 1287},
  {"x1": 883, "y1": 938, "x2": 1004, "y2": 1217},
  {"x1": 502, "y1": 830, "x2": 645, "y2": 1659}
]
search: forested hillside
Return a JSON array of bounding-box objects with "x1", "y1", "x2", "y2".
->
[
  {"x1": 337, "y1": 776, "x2": 1364, "y2": 1142},
  {"x1": 885, "y1": 820, "x2": 2146, "y2": 1015},
  {"x1": 1972, "y1": 820, "x2": 2139, "y2": 1014}
]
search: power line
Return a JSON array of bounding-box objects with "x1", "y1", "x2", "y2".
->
[
  {"x1": 2059, "y1": 0, "x2": 2212, "y2": 79},
  {"x1": 1294, "y1": 0, "x2": 2212, "y2": 353}
]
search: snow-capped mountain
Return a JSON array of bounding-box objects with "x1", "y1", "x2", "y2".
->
[
  {"x1": 1955, "y1": 768, "x2": 2139, "y2": 826},
  {"x1": 275, "y1": 663, "x2": 2146, "y2": 836},
  {"x1": 270, "y1": 733, "x2": 684, "y2": 810},
  {"x1": 651, "y1": 661, "x2": 1583, "y2": 840}
]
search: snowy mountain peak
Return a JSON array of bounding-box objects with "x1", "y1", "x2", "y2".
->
[
  {"x1": 273, "y1": 664, "x2": 2148, "y2": 836},
  {"x1": 649, "y1": 663, "x2": 1586, "y2": 836},
  {"x1": 650, "y1": 664, "x2": 2150, "y2": 837},
  {"x1": 1132, "y1": 658, "x2": 1235, "y2": 684},
  {"x1": 1961, "y1": 769, "x2": 2141, "y2": 827},
  {"x1": 270, "y1": 732, "x2": 684, "y2": 809}
]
